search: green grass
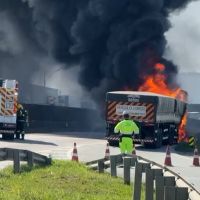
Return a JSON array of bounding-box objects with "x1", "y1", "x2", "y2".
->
[{"x1": 0, "y1": 161, "x2": 143, "y2": 200}]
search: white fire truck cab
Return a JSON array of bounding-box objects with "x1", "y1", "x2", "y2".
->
[{"x1": 0, "y1": 79, "x2": 18, "y2": 139}]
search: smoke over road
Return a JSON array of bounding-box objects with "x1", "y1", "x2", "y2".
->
[{"x1": 0, "y1": 0, "x2": 195, "y2": 104}]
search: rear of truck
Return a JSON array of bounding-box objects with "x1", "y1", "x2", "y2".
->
[
  {"x1": 0, "y1": 80, "x2": 18, "y2": 139},
  {"x1": 106, "y1": 91, "x2": 158, "y2": 146},
  {"x1": 105, "y1": 91, "x2": 184, "y2": 147}
]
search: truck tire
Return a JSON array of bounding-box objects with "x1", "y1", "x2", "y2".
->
[
  {"x1": 108, "y1": 139, "x2": 119, "y2": 147},
  {"x1": 2, "y1": 134, "x2": 14, "y2": 140},
  {"x1": 9, "y1": 134, "x2": 14, "y2": 140},
  {"x1": 108, "y1": 139, "x2": 114, "y2": 146},
  {"x1": 154, "y1": 129, "x2": 163, "y2": 148},
  {"x1": 168, "y1": 127, "x2": 175, "y2": 145}
]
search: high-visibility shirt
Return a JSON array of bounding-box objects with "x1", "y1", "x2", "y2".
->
[{"x1": 114, "y1": 119, "x2": 139, "y2": 135}]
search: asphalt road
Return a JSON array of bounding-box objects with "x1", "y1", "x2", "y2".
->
[{"x1": 0, "y1": 132, "x2": 199, "y2": 192}]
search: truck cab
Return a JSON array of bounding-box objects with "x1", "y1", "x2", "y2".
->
[{"x1": 0, "y1": 79, "x2": 18, "y2": 139}]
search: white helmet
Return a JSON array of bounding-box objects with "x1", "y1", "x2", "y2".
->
[
  {"x1": 122, "y1": 110, "x2": 129, "y2": 119},
  {"x1": 122, "y1": 110, "x2": 128, "y2": 115}
]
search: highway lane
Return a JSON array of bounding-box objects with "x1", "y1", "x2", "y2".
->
[{"x1": 0, "y1": 132, "x2": 199, "y2": 192}]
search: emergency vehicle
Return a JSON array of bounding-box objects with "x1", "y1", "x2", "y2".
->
[
  {"x1": 106, "y1": 91, "x2": 187, "y2": 148},
  {"x1": 0, "y1": 79, "x2": 18, "y2": 139}
]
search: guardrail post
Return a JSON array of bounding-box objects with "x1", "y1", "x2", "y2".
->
[
  {"x1": 145, "y1": 168, "x2": 154, "y2": 200},
  {"x1": 176, "y1": 187, "x2": 188, "y2": 200},
  {"x1": 13, "y1": 150, "x2": 20, "y2": 173},
  {"x1": 153, "y1": 168, "x2": 163, "y2": 178},
  {"x1": 110, "y1": 155, "x2": 117, "y2": 177},
  {"x1": 116, "y1": 154, "x2": 123, "y2": 165},
  {"x1": 133, "y1": 162, "x2": 150, "y2": 200},
  {"x1": 141, "y1": 163, "x2": 151, "y2": 172},
  {"x1": 164, "y1": 176, "x2": 175, "y2": 186},
  {"x1": 0, "y1": 148, "x2": 7, "y2": 161},
  {"x1": 46, "y1": 157, "x2": 52, "y2": 165},
  {"x1": 131, "y1": 157, "x2": 137, "y2": 167},
  {"x1": 124, "y1": 157, "x2": 131, "y2": 185},
  {"x1": 156, "y1": 176, "x2": 164, "y2": 200},
  {"x1": 155, "y1": 176, "x2": 175, "y2": 200},
  {"x1": 164, "y1": 186, "x2": 176, "y2": 200},
  {"x1": 133, "y1": 162, "x2": 142, "y2": 200},
  {"x1": 98, "y1": 159, "x2": 104, "y2": 173},
  {"x1": 27, "y1": 151, "x2": 34, "y2": 168}
]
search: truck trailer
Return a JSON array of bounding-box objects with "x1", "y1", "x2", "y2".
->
[
  {"x1": 106, "y1": 91, "x2": 187, "y2": 148},
  {"x1": 0, "y1": 79, "x2": 18, "y2": 139}
]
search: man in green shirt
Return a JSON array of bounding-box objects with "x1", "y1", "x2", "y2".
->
[{"x1": 114, "y1": 111, "x2": 139, "y2": 155}]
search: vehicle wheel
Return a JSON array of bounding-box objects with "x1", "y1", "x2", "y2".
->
[
  {"x1": 108, "y1": 139, "x2": 119, "y2": 147},
  {"x1": 16, "y1": 133, "x2": 20, "y2": 139},
  {"x1": 168, "y1": 127, "x2": 174, "y2": 145},
  {"x1": 9, "y1": 134, "x2": 14, "y2": 140},
  {"x1": 144, "y1": 142, "x2": 152, "y2": 148},
  {"x1": 2, "y1": 134, "x2": 10, "y2": 140},
  {"x1": 154, "y1": 129, "x2": 163, "y2": 148},
  {"x1": 5, "y1": 134, "x2": 14, "y2": 140},
  {"x1": 108, "y1": 140, "x2": 115, "y2": 146}
]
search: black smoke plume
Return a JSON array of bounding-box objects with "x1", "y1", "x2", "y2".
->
[{"x1": 0, "y1": 0, "x2": 195, "y2": 105}]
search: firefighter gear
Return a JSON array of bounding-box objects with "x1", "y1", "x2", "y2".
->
[
  {"x1": 114, "y1": 115, "x2": 139, "y2": 155},
  {"x1": 16, "y1": 105, "x2": 28, "y2": 140}
]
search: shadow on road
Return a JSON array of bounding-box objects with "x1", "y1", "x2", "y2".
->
[
  {"x1": 136, "y1": 144, "x2": 194, "y2": 157},
  {"x1": 136, "y1": 144, "x2": 172, "y2": 153},
  {"x1": 0, "y1": 139, "x2": 57, "y2": 146},
  {"x1": 32, "y1": 131, "x2": 106, "y2": 140}
]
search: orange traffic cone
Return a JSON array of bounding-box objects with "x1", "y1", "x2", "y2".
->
[
  {"x1": 164, "y1": 145, "x2": 172, "y2": 166},
  {"x1": 71, "y1": 142, "x2": 79, "y2": 162},
  {"x1": 104, "y1": 143, "x2": 110, "y2": 160},
  {"x1": 193, "y1": 147, "x2": 200, "y2": 167},
  {"x1": 132, "y1": 148, "x2": 137, "y2": 158}
]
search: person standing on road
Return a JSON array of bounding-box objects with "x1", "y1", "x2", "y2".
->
[
  {"x1": 114, "y1": 111, "x2": 139, "y2": 155},
  {"x1": 16, "y1": 104, "x2": 29, "y2": 140}
]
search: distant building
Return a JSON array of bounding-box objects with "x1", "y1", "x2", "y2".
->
[
  {"x1": 19, "y1": 84, "x2": 59, "y2": 105},
  {"x1": 19, "y1": 83, "x2": 96, "y2": 109}
]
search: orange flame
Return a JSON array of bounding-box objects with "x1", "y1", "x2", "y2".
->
[
  {"x1": 155, "y1": 63, "x2": 165, "y2": 71},
  {"x1": 178, "y1": 114, "x2": 188, "y2": 142},
  {"x1": 138, "y1": 63, "x2": 187, "y2": 142},
  {"x1": 138, "y1": 63, "x2": 182, "y2": 99}
]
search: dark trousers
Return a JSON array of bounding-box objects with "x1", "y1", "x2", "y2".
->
[{"x1": 16, "y1": 121, "x2": 25, "y2": 139}]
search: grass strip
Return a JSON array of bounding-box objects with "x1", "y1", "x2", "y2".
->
[{"x1": 0, "y1": 160, "x2": 144, "y2": 200}]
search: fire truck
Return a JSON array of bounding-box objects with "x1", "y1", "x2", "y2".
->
[
  {"x1": 106, "y1": 91, "x2": 187, "y2": 148},
  {"x1": 0, "y1": 79, "x2": 18, "y2": 139}
]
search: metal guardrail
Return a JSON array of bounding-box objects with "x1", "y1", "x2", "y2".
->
[
  {"x1": 0, "y1": 148, "x2": 52, "y2": 173},
  {"x1": 136, "y1": 156, "x2": 200, "y2": 199},
  {"x1": 86, "y1": 155, "x2": 200, "y2": 200}
]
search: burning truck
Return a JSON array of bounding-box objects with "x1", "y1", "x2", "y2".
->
[{"x1": 105, "y1": 91, "x2": 187, "y2": 148}]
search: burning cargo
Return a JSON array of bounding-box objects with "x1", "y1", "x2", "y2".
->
[{"x1": 106, "y1": 91, "x2": 187, "y2": 148}]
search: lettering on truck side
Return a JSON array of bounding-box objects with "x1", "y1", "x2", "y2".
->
[
  {"x1": 116, "y1": 104, "x2": 146, "y2": 116},
  {"x1": 127, "y1": 95, "x2": 140, "y2": 102}
]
